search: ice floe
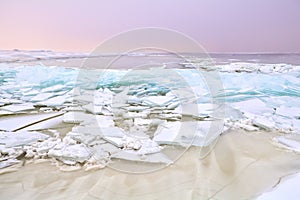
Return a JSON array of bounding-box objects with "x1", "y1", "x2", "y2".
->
[
  {"x1": 0, "y1": 131, "x2": 49, "y2": 148},
  {"x1": 0, "y1": 112, "x2": 63, "y2": 131}
]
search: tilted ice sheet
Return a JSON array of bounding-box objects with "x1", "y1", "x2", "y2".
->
[{"x1": 0, "y1": 131, "x2": 49, "y2": 147}]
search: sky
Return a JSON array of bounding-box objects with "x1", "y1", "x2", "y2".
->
[{"x1": 0, "y1": 0, "x2": 300, "y2": 53}]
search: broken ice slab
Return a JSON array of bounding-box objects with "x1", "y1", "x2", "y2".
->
[
  {"x1": 62, "y1": 106, "x2": 84, "y2": 112},
  {"x1": 62, "y1": 111, "x2": 93, "y2": 124},
  {"x1": 274, "y1": 134, "x2": 300, "y2": 152},
  {"x1": 92, "y1": 143, "x2": 121, "y2": 155},
  {"x1": 48, "y1": 143, "x2": 91, "y2": 165},
  {"x1": 0, "y1": 112, "x2": 64, "y2": 131},
  {"x1": 102, "y1": 136, "x2": 124, "y2": 148},
  {"x1": 72, "y1": 95, "x2": 94, "y2": 103},
  {"x1": 71, "y1": 126, "x2": 125, "y2": 138},
  {"x1": 276, "y1": 106, "x2": 300, "y2": 119},
  {"x1": 122, "y1": 111, "x2": 149, "y2": 119},
  {"x1": 82, "y1": 103, "x2": 106, "y2": 115},
  {"x1": 137, "y1": 139, "x2": 161, "y2": 155},
  {"x1": 180, "y1": 103, "x2": 215, "y2": 117},
  {"x1": 0, "y1": 110, "x2": 14, "y2": 115},
  {"x1": 233, "y1": 122, "x2": 259, "y2": 132},
  {"x1": 153, "y1": 120, "x2": 224, "y2": 147},
  {"x1": 252, "y1": 117, "x2": 276, "y2": 131},
  {"x1": 167, "y1": 101, "x2": 180, "y2": 109},
  {"x1": 69, "y1": 125, "x2": 125, "y2": 145},
  {"x1": 184, "y1": 103, "x2": 243, "y2": 120},
  {"x1": 36, "y1": 95, "x2": 68, "y2": 107},
  {"x1": 271, "y1": 115, "x2": 295, "y2": 133},
  {"x1": 68, "y1": 131, "x2": 106, "y2": 146},
  {"x1": 0, "y1": 131, "x2": 49, "y2": 147},
  {"x1": 21, "y1": 115, "x2": 73, "y2": 131},
  {"x1": 0, "y1": 103, "x2": 35, "y2": 113},
  {"x1": 0, "y1": 159, "x2": 20, "y2": 169},
  {"x1": 126, "y1": 106, "x2": 150, "y2": 112},
  {"x1": 0, "y1": 98, "x2": 22, "y2": 104},
  {"x1": 158, "y1": 113, "x2": 182, "y2": 121},
  {"x1": 40, "y1": 84, "x2": 67, "y2": 93},
  {"x1": 93, "y1": 89, "x2": 114, "y2": 105},
  {"x1": 22, "y1": 89, "x2": 40, "y2": 96},
  {"x1": 35, "y1": 139, "x2": 61, "y2": 154},
  {"x1": 141, "y1": 96, "x2": 177, "y2": 107},
  {"x1": 111, "y1": 150, "x2": 173, "y2": 164},
  {"x1": 292, "y1": 118, "x2": 300, "y2": 132},
  {"x1": 80, "y1": 115, "x2": 115, "y2": 127},
  {"x1": 98, "y1": 127, "x2": 127, "y2": 138},
  {"x1": 127, "y1": 96, "x2": 142, "y2": 105},
  {"x1": 231, "y1": 99, "x2": 275, "y2": 117},
  {"x1": 29, "y1": 92, "x2": 56, "y2": 102}
]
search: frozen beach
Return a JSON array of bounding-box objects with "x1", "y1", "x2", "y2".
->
[{"x1": 0, "y1": 50, "x2": 300, "y2": 199}]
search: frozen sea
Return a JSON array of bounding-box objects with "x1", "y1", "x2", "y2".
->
[{"x1": 0, "y1": 50, "x2": 300, "y2": 199}]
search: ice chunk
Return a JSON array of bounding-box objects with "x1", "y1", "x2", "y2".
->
[
  {"x1": 153, "y1": 120, "x2": 223, "y2": 147},
  {"x1": 62, "y1": 106, "x2": 84, "y2": 112},
  {"x1": 102, "y1": 136, "x2": 124, "y2": 147},
  {"x1": 137, "y1": 140, "x2": 161, "y2": 155},
  {"x1": 98, "y1": 127, "x2": 126, "y2": 138},
  {"x1": 22, "y1": 90, "x2": 40, "y2": 96},
  {"x1": 21, "y1": 115, "x2": 73, "y2": 131},
  {"x1": 0, "y1": 112, "x2": 63, "y2": 131},
  {"x1": 0, "y1": 131, "x2": 49, "y2": 147},
  {"x1": 253, "y1": 117, "x2": 275, "y2": 131},
  {"x1": 96, "y1": 143, "x2": 120, "y2": 153},
  {"x1": 36, "y1": 95, "x2": 67, "y2": 106},
  {"x1": 82, "y1": 103, "x2": 104, "y2": 114},
  {"x1": 180, "y1": 103, "x2": 211, "y2": 117},
  {"x1": 67, "y1": 131, "x2": 106, "y2": 146},
  {"x1": 62, "y1": 111, "x2": 93, "y2": 124},
  {"x1": 70, "y1": 126, "x2": 125, "y2": 146},
  {"x1": 41, "y1": 84, "x2": 66, "y2": 93},
  {"x1": 142, "y1": 96, "x2": 176, "y2": 107},
  {"x1": 36, "y1": 139, "x2": 60, "y2": 154},
  {"x1": 30, "y1": 92, "x2": 56, "y2": 102},
  {"x1": 127, "y1": 96, "x2": 142, "y2": 105},
  {"x1": 0, "y1": 98, "x2": 22, "y2": 104},
  {"x1": 167, "y1": 101, "x2": 180, "y2": 109},
  {"x1": 72, "y1": 95, "x2": 94, "y2": 103},
  {"x1": 48, "y1": 143, "x2": 91, "y2": 164},
  {"x1": 0, "y1": 110, "x2": 14, "y2": 115},
  {"x1": 276, "y1": 106, "x2": 300, "y2": 119},
  {"x1": 0, "y1": 103, "x2": 35, "y2": 112},
  {"x1": 231, "y1": 99, "x2": 274, "y2": 117},
  {"x1": 237, "y1": 123, "x2": 259, "y2": 132},
  {"x1": 126, "y1": 106, "x2": 149, "y2": 112},
  {"x1": 0, "y1": 159, "x2": 20, "y2": 169},
  {"x1": 82, "y1": 115, "x2": 115, "y2": 127}
]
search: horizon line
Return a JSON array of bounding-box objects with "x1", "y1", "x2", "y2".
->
[{"x1": 0, "y1": 49, "x2": 300, "y2": 55}]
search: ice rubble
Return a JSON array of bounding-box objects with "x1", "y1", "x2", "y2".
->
[
  {"x1": 0, "y1": 63, "x2": 300, "y2": 169},
  {"x1": 181, "y1": 61, "x2": 299, "y2": 73}
]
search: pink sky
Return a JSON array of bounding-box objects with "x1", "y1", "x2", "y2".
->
[{"x1": 0, "y1": 0, "x2": 299, "y2": 53}]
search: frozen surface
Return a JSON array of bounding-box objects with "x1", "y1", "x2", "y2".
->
[
  {"x1": 0, "y1": 53, "x2": 300, "y2": 171},
  {"x1": 257, "y1": 173, "x2": 300, "y2": 200}
]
